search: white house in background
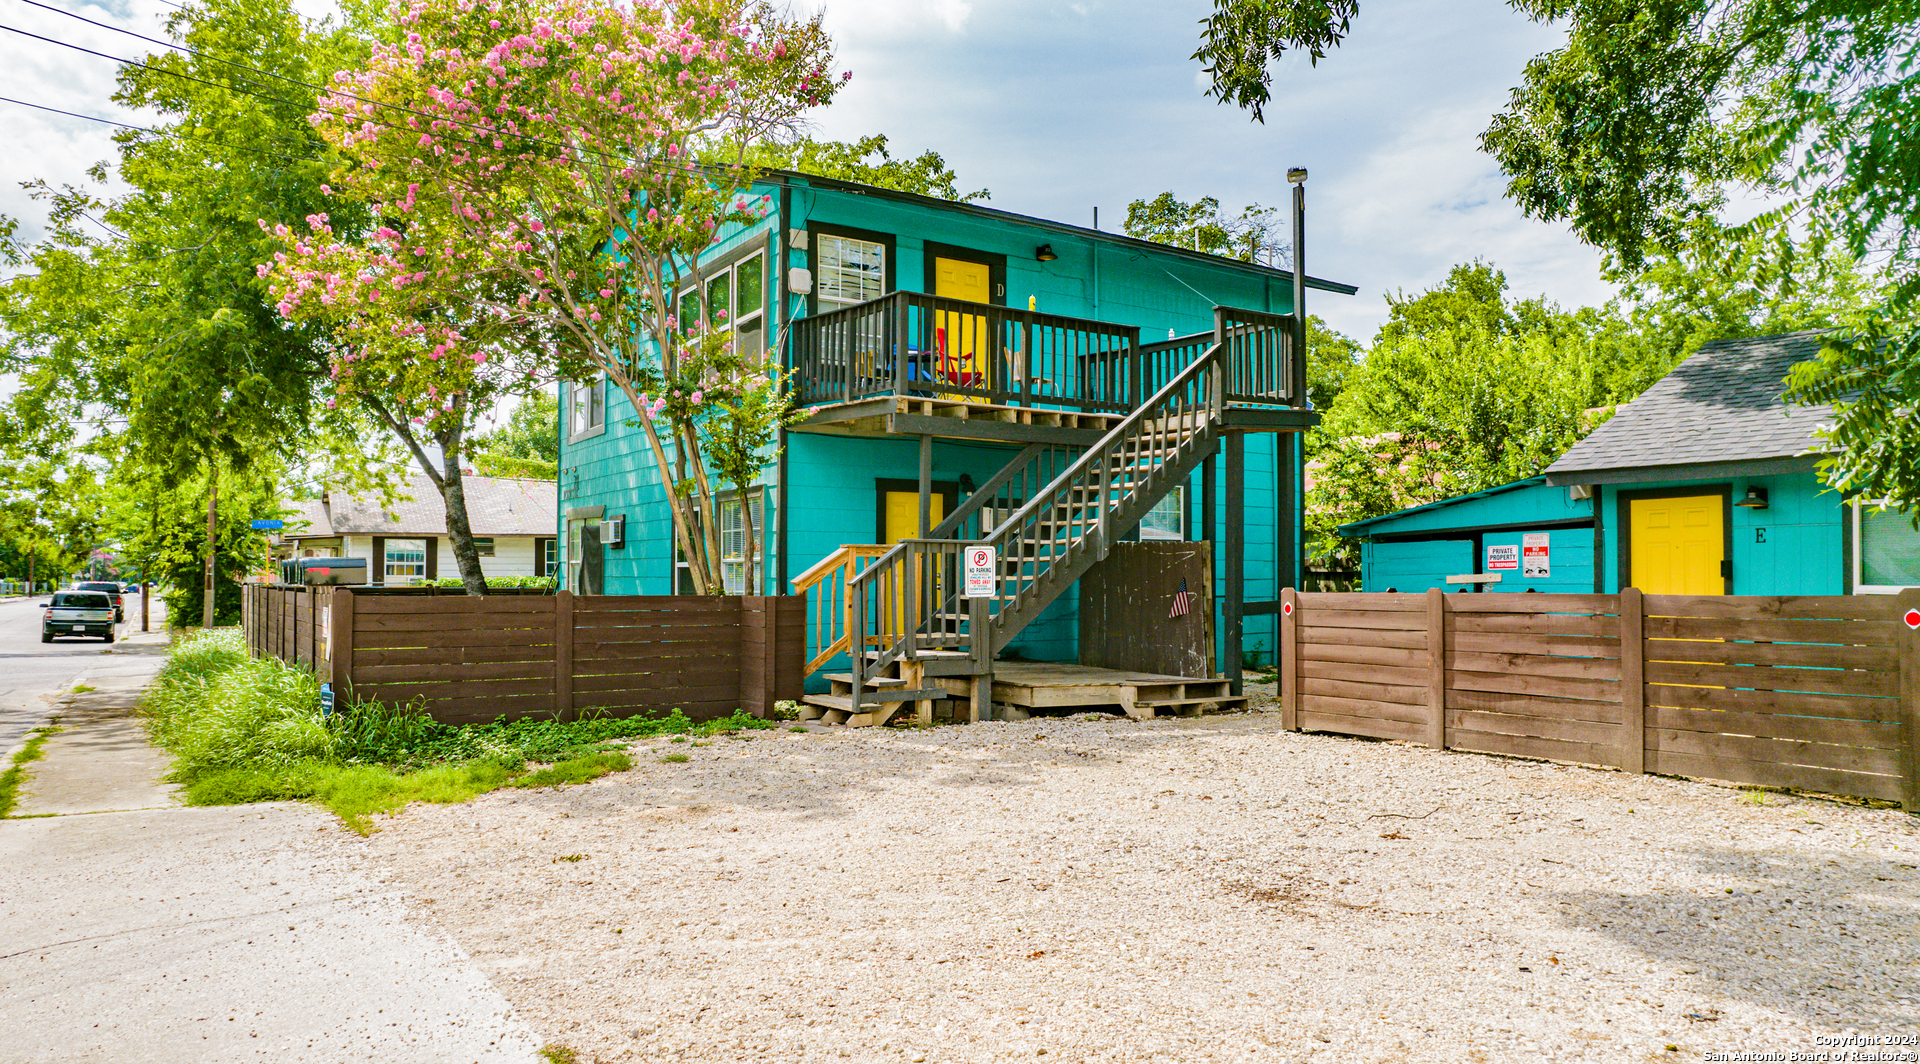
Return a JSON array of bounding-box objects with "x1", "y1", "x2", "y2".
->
[{"x1": 281, "y1": 475, "x2": 558, "y2": 584}]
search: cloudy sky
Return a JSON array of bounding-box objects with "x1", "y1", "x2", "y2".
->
[{"x1": 0, "y1": 0, "x2": 1614, "y2": 344}]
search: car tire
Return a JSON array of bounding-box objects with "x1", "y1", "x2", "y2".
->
[
  {"x1": 102, "y1": 633, "x2": 115, "y2": 643},
  {"x1": 41, "y1": 632, "x2": 53, "y2": 643}
]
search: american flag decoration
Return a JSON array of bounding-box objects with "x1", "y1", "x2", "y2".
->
[{"x1": 1168, "y1": 578, "x2": 1199, "y2": 619}]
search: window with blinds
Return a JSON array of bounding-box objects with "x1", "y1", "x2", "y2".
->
[
  {"x1": 720, "y1": 491, "x2": 765, "y2": 595},
  {"x1": 815, "y1": 234, "x2": 885, "y2": 310}
]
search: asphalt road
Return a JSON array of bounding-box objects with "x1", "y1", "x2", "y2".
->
[{"x1": 0, "y1": 590, "x2": 152, "y2": 756}]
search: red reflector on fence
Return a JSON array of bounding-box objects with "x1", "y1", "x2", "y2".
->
[{"x1": 1905, "y1": 607, "x2": 1920, "y2": 630}]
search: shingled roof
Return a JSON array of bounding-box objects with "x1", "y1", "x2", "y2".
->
[
  {"x1": 1542, "y1": 331, "x2": 1836, "y2": 485},
  {"x1": 287, "y1": 475, "x2": 556, "y2": 537}
]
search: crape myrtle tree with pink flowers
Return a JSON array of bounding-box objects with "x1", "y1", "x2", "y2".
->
[{"x1": 265, "y1": 0, "x2": 841, "y2": 596}]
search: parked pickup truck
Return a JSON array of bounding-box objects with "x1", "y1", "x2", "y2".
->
[{"x1": 41, "y1": 591, "x2": 116, "y2": 644}]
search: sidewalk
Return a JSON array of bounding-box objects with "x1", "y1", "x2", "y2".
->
[{"x1": 0, "y1": 629, "x2": 543, "y2": 1064}]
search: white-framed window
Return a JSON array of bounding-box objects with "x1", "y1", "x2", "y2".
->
[
  {"x1": 1139, "y1": 486, "x2": 1186, "y2": 541},
  {"x1": 719, "y1": 490, "x2": 765, "y2": 595},
  {"x1": 471, "y1": 537, "x2": 495, "y2": 557},
  {"x1": 679, "y1": 253, "x2": 768, "y2": 361},
  {"x1": 568, "y1": 376, "x2": 604, "y2": 439},
  {"x1": 543, "y1": 538, "x2": 557, "y2": 576},
  {"x1": 1854, "y1": 500, "x2": 1920, "y2": 593},
  {"x1": 815, "y1": 234, "x2": 885, "y2": 310},
  {"x1": 384, "y1": 538, "x2": 427, "y2": 584}
]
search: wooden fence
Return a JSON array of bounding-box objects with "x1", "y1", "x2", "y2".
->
[
  {"x1": 242, "y1": 585, "x2": 804, "y2": 724},
  {"x1": 1279, "y1": 588, "x2": 1920, "y2": 811}
]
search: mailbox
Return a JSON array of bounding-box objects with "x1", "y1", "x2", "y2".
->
[{"x1": 279, "y1": 557, "x2": 369, "y2": 586}]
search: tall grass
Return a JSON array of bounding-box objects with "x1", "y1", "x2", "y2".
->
[{"x1": 143, "y1": 629, "x2": 773, "y2": 832}]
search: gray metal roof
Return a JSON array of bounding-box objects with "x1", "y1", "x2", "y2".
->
[{"x1": 1543, "y1": 331, "x2": 1835, "y2": 483}]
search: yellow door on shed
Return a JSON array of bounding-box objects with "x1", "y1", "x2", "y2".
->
[
  {"x1": 1629, "y1": 495, "x2": 1724, "y2": 594},
  {"x1": 933, "y1": 257, "x2": 991, "y2": 402},
  {"x1": 882, "y1": 490, "x2": 946, "y2": 634}
]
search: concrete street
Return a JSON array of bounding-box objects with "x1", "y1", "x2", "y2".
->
[{"x1": 0, "y1": 591, "x2": 154, "y2": 757}]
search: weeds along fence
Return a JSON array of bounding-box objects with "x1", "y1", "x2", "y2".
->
[
  {"x1": 1278, "y1": 588, "x2": 1920, "y2": 811},
  {"x1": 241, "y1": 584, "x2": 804, "y2": 724}
]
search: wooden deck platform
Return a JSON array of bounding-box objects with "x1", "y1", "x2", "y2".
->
[
  {"x1": 989, "y1": 662, "x2": 1244, "y2": 719},
  {"x1": 791, "y1": 395, "x2": 1126, "y2": 446}
]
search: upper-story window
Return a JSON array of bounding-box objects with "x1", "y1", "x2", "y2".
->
[
  {"x1": 816, "y1": 234, "x2": 885, "y2": 310},
  {"x1": 679, "y1": 253, "x2": 767, "y2": 360},
  {"x1": 568, "y1": 377, "x2": 604, "y2": 439}
]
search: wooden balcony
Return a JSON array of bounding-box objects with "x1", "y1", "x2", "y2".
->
[{"x1": 788, "y1": 293, "x2": 1309, "y2": 444}]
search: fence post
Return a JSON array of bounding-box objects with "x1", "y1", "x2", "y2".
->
[
  {"x1": 330, "y1": 588, "x2": 354, "y2": 703},
  {"x1": 1897, "y1": 588, "x2": 1920, "y2": 814},
  {"x1": 1425, "y1": 587, "x2": 1446, "y2": 750},
  {"x1": 1280, "y1": 585, "x2": 1299, "y2": 731},
  {"x1": 1620, "y1": 587, "x2": 1646, "y2": 775},
  {"x1": 554, "y1": 590, "x2": 574, "y2": 720}
]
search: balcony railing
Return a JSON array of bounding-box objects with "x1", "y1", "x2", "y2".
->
[{"x1": 790, "y1": 292, "x2": 1301, "y2": 413}]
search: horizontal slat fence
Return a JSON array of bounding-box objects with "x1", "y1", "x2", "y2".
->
[
  {"x1": 242, "y1": 585, "x2": 803, "y2": 725},
  {"x1": 1279, "y1": 587, "x2": 1920, "y2": 810}
]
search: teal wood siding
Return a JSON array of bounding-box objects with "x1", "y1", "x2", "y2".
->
[
  {"x1": 1352, "y1": 480, "x2": 1593, "y2": 594},
  {"x1": 1597, "y1": 471, "x2": 1845, "y2": 595},
  {"x1": 1363, "y1": 539, "x2": 1474, "y2": 593},
  {"x1": 560, "y1": 175, "x2": 1305, "y2": 673}
]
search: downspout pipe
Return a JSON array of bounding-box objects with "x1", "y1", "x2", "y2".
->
[{"x1": 1288, "y1": 167, "x2": 1309, "y2": 590}]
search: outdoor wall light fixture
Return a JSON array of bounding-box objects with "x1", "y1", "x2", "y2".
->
[
  {"x1": 959, "y1": 474, "x2": 976, "y2": 493},
  {"x1": 1736, "y1": 486, "x2": 1770, "y2": 509},
  {"x1": 1287, "y1": 167, "x2": 1308, "y2": 184},
  {"x1": 1034, "y1": 244, "x2": 1058, "y2": 261}
]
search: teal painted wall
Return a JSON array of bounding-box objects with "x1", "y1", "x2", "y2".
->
[
  {"x1": 559, "y1": 176, "x2": 1304, "y2": 675},
  {"x1": 1597, "y1": 471, "x2": 1846, "y2": 595}
]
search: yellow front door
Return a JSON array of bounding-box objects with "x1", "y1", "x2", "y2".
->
[
  {"x1": 1629, "y1": 495, "x2": 1724, "y2": 594},
  {"x1": 933, "y1": 256, "x2": 991, "y2": 402},
  {"x1": 883, "y1": 490, "x2": 946, "y2": 634}
]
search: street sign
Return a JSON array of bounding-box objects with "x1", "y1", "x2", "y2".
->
[
  {"x1": 251, "y1": 519, "x2": 284, "y2": 530},
  {"x1": 319, "y1": 682, "x2": 334, "y2": 717},
  {"x1": 964, "y1": 545, "x2": 997, "y2": 598}
]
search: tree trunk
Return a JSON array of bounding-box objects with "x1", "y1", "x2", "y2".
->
[
  {"x1": 738, "y1": 483, "x2": 758, "y2": 596},
  {"x1": 436, "y1": 421, "x2": 489, "y2": 597},
  {"x1": 202, "y1": 461, "x2": 218, "y2": 629}
]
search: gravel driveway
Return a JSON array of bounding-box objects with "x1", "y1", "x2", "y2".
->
[{"x1": 306, "y1": 703, "x2": 1920, "y2": 1063}]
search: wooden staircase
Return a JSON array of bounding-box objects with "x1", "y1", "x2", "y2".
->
[{"x1": 792, "y1": 309, "x2": 1296, "y2": 726}]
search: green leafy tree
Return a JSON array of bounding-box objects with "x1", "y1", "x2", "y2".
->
[
  {"x1": 1124, "y1": 192, "x2": 1285, "y2": 266},
  {"x1": 469, "y1": 392, "x2": 562, "y2": 481},
  {"x1": 1194, "y1": 0, "x2": 1919, "y2": 511},
  {"x1": 738, "y1": 134, "x2": 987, "y2": 202}
]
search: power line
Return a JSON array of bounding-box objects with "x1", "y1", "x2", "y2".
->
[
  {"x1": 0, "y1": 93, "x2": 310, "y2": 165},
  {"x1": 11, "y1": 0, "x2": 723, "y2": 181}
]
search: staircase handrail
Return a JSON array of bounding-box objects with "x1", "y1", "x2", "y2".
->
[
  {"x1": 791, "y1": 543, "x2": 889, "y2": 675},
  {"x1": 982, "y1": 341, "x2": 1223, "y2": 545}
]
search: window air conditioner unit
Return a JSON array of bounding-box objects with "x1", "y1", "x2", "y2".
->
[{"x1": 602, "y1": 514, "x2": 624, "y2": 548}]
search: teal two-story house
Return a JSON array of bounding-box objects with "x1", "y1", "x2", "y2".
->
[{"x1": 556, "y1": 170, "x2": 1355, "y2": 705}]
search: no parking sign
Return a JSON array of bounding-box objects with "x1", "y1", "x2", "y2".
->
[{"x1": 964, "y1": 546, "x2": 997, "y2": 598}]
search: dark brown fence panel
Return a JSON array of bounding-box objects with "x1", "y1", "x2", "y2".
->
[
  {"x1": 570, "y1": 597, "x2": 742, "y2": 721},
  {"x1": 348, "y1": 594, "x2": 558, "y2": 725},
  {"x1": 739, "y1": 595, "x2": 805, "y2": 718},
  {"x1": 1283, "y1": 588, "x2": 1920, "y2": 810}
]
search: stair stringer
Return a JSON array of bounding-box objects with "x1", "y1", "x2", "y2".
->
[{"x1": 985, "y1": 420, "x2": 1221, "y2": 657}]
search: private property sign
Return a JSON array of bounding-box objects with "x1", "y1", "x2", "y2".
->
[
  {"x1": 1486, "y1": 543, "x2": 1519, "y2": 571},
  {"x1": 964, "y1": 546, "x2": 997, "y2": 598}
]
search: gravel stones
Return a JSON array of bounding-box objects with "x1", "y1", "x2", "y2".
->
[{"x1": 303, "y1": 705, "x2": 1920, "y2": 1063}]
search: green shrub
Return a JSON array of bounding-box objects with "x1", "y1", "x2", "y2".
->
[{"x1": 140, "y1": 630, "x2": 770, "y2": 832}]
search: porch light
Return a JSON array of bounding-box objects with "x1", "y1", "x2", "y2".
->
[
  {"x1": 1736, "y1": 486, "x2": 1770, "y2": 509},
  {"x1": 1035, "y1": 244, "x2": 1058, "y2": 261}
]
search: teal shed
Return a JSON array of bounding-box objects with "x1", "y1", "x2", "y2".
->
[
  {"x1": 554, "y1": 170, "x2": 1357, "y2": 702},
  {"x1": 1341, "y1": 333, "x2": 1920, "y2": 598}
]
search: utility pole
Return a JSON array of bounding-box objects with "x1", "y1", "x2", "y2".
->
[{"x1": 202, "y1": 460, "x2": 218, "y2": 629}]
